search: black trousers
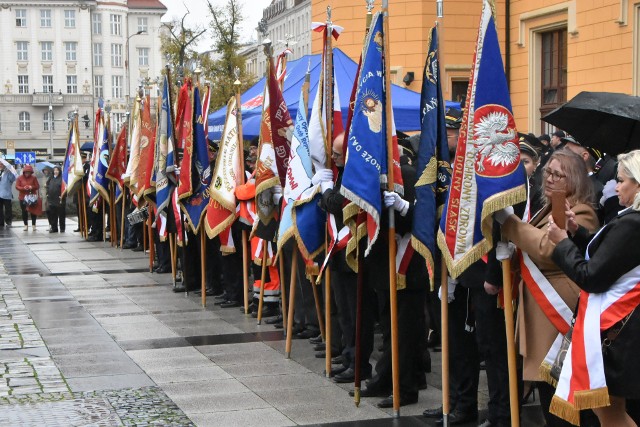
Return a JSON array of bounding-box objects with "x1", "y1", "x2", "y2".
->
[
  {"x1": 47, "y1": 205, "x2": 66, "y2": 231},
  {"x1": 281, "y1": 240, "x2": 318, "y2": 330},
  {"x1": 20, "y1": 201, "x2": 37, "y2": 225},
  {"x1": 220, "y1": 226, "x2": 242, "y2": 302},
  {"x1": 0, "y1": 198, "x2": 12, "y2": 226},
  {"x1": 447, "y1": 286, "x2": 480, "y2": 414}
]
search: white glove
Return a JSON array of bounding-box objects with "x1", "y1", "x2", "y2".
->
[
  {"x1": 272, "y1": 184, "x2": 283, "y2": 205},
  {"x1": 311, "y1": 169, "x2": 333, "y2": 186},
  {"x1": 438, "y1": 276, "x2": 458, "y2": 303},
  {"x1": 320, "y1": 181, "x2": 334, "y2": 193},
  {"x1": 600, "y1": 179, "x2": 617, "y2": 206},
  {"x1": 496, "y1": 241, "x2": 515, "y2": 261},
  {"x1": 383, "y1": 191, "x2": 410, "y2": 216},
  {"x1": 494, "y1": 206, "x2": 514, "y2": 224}
]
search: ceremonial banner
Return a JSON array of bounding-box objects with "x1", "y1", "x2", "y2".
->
[
  {"x1": 106, "y1": 124, "x2": 127, "y2": 203},
  {"x1": 179, "y1": 85, "x2": 212, "y2": 232},
  {"x1": 123, "y1": 97, "x2": 142, "y2": 194},
  {"x1": 437, "y1": 0, "x2": 527, "y2": 278},
  {"x1": 339, "y1": 12, "x2": 402, "y2": 257},
  {"x1": 88, "y1": 108, "x2": 110, "y2": 204},
  {"x1": 205, "y1": 96, "x2": 241, "y2": 240},
  {"x1": 61, "y1": 117, "x2": 83, "y2": 197},
  {"x1": 268, "y1": 58, "x2": 293, "y2": 188},
  {"x1": 278, "y1": 88, "x2": 312, "y2": 252},
  {"x1": 155, "y1": 75, "x2": 177, "y2": 231},
  {"x1": 412, "y1": 26, "x2": 451, "y2": 286},
  {"x1": 176, "y1": 81, "x2": 194, "y2": 201},
  {"x1": 137, "y1": 95, "x2": 156, "y2": 199}
]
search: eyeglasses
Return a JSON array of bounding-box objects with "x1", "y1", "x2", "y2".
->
[
  {"x1": 331, "y1": 150, "x2": 342, "y2": 158},
  {"x1": 542, "y1": 167, "x2": 566, "y2": 182}
]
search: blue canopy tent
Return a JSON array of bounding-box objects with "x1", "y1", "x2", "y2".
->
[{"x1": 207, "y1": 48, "x2": 460, "y2": 141}]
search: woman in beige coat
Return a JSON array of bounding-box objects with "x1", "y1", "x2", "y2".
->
[{"x1": 496, "y1": 149, "x2": 599, "y2": 427}]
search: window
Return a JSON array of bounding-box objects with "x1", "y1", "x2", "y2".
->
[
  {"x1": 93, "y1": 43, "x2": 102, "y2": 67},
  {"x1": 92, "y1": 13, "x2": 102, "y2": 34},
  {"x1": 19, "y1": 112, "x2": 30, "y2": 132},
  {"x1": 40, "y1": 9, "x2": 51, "y2": 27},
  {"x1": 138, "y1": 48, "x2": 149, "y2": 66},
  {"x1": 65, "y1": 42, "x2": 77, "y2": 61},
  {"x1": 44, "y1": 111, "x2": 55, "y2": 131},
  {"x1": 111, "y1": 43, "x2": 123, "y2": 67},
  {"x1": 16, "y1": 9, "x2": 26, "y2": 27},
  {"x1": 94, "y1": 75, "x2": 103, "y2": 98},
  {"x1": 451, "y1": 80, "x2": 469, "y2": 105},
  {"x1": 66, "y1": 75, "x2": 77, "y2": 94},
  {"x1": 110, "y1": 14, "x2": 122, "y2": 36},
  {"x1": 41, "y1": 42, "x2": 53, "y2": 61},
  {"x1": 17, "y1": 76, "x2": 29, "y2": 94},
  {"x1": 42, "y1": 75, "x2": 53, "y2": 93},
  {"x1": 540, "y1": 29, "x2": 567, "y2": 131},
  {"x1": 137, "y1": 17, "x2": 148, "y2": 32},
  {"x1": 112, "y1": 76, "x2": 123, "y2": 98},
  {"x1": 64, "y1": 10, "x2": 75, "y2": 28},
  {"x1": 113, "y1": 113, "x2": 125, "y2": 132},
  {"x1": 16, "y1": 41, "x2": 28, "y2": 61}
]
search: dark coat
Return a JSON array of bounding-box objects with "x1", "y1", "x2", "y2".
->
[{"x1": 46, "y1": 175, "x2": 63, "y2": 207}]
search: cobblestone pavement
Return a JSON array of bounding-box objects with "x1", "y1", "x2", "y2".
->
[{"x1": 0, "y1": 250, "x2": 194, "y2": 426}]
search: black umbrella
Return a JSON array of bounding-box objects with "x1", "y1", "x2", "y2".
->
[{"x1": 542, "y1": 91, "x2": 640, "y2": 155}]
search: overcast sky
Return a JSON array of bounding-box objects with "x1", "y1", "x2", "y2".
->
[{"x1": 161, "y1": 0, "x2": 272, "y2": 52}]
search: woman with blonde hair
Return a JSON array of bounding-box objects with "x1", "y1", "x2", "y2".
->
[
  {"x1": 548, "y1": 149, "x2": 640, "y2": 426},
  {"x1": 494, "y1": 149, "x2": 600, "y2": 426}
]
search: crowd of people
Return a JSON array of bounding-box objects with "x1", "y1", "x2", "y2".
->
[{"x1": 1, "y1": 106, "x2": 639, "y2": 427}]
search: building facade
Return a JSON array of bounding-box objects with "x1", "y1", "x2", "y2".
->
[
  {"x1": 311, "y1": 0, "x2": 640, "y2": 137},
  {"x1": 242, "y1": 0, "x2": 312, "y2": 80},
  {"x1": 0, "y1": 0, "x2": 166, "y2": 161}
]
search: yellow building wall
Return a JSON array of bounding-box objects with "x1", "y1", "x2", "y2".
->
[{"x1": 311, "y1": 0, "x2": 507, "y2": 104}]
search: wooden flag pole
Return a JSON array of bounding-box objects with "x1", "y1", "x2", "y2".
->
[
  {"x1": 142, "y1": 209, "x2": 147, "y2": 252},
  {"x1": 502, "y1": 257, "x2": 521, "y2": 426},
  {"x1": 169, "y1": 233, "x2": 177, "y2": 288},
  {"x1": 200, "y1": 223, "x2": 207, "y2": 307},
  {"x1": 279, "y1": 254, "x2": 288, "y2": 331},
  {"x1": 102, "y1": 198, "x2": 107, "y2": 242},
  {"x1": 120, "y1": 187, "x2": 126, "y2": 249},
  {"x1": 312, "y1": 279, "x2": 326, "y2": 341},
  {"x1": 257, "y1": 247, "x2": 268, "y2": 325},
  {"x1": 285, "y1": 249, "x2": 298, "y2": 358},
  {"x1": 382, "y1": 0, "x2": 401, "y2": 417},
  {"x1": 148, "y1": 212, "x2": 155, "y2": 273},
  {"x1": 441, "y1": 257, "x2": 451, "y2": 425},
  {"x1": 80, "y1": 182, "x2": 89, "y2": 239}
]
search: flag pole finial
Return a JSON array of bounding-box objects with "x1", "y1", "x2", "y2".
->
[
  {"x1": 365, "y1": 0, "x2": 375, "y2": 13},
  {"x1": 436, "y1": 0, "x2": 444, "y2": 18}
]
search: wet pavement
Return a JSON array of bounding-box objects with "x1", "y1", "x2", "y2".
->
[{"x1": 0, "y1": 219, "x2": 545, "y2": 426}]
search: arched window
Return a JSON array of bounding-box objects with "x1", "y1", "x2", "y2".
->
[
  {"x1": 19, "y1": 111, "x2": 30, "y2": 131},
  {"x1": 43, "y1": 111, "x2": 54, "y2": 131}
]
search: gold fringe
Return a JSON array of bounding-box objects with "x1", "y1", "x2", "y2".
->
[
  {"x1": 396, "y1": 273, "x2": 406, "y2": 290},
  {"x1": 306, "y1": 264, "x2": 319, "y2": 278},
  {"x1": 255, "y1": 176, "x2": 280, "y2": 196},
  {"x1": 204, "y1": 212, "x2": 236, "y2": 240},
  {"x1": 410, "y1": 236, "x2": 435, "y2": 290},
  {"x1": 574, "y1": 387, "x2": 610, "y2": 410},
  {"x1": 220, "y1": 245, "x2": 236, "y2": 254},
  {"x1": 538, "y1": 362, "x2": 557, "y2": 388},
  {"x1": 549, "y1": 396, "x2": 581, "y2": 426}
]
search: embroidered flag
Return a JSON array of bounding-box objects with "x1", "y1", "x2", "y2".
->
[
  {"x1": 339, "y1": 12, "x2": 403, "y2": 257},
  {"x1": 88, "y1": 107, "x2": 110, "y2": 204},
  {"x1": 61, "y1": 117, "x2": 84, "y2": 197},
  {"x1": 123, "y1": 97, "x2": 142, "y2": 195},
  {"x1": 137, "y1": 95, "x2": 156, "y2": 199},
  {"x1": 155, "y1": 75, "x2": 177, "y2": 235},
  {"x1": 176, "y1": 80, "x2": 194, "y2": 201},
  {"x1": 412, "y1": 26, "x2": 451, "y2": 287},
  {"x1": 179, "y1": 85, "x2": 212, "y2": 232},
  {"x1": 437, "y1": 0, "x2": 527, "y2": 278},
  {"x1": 106, "y1": 124, "x2": 127, "y2": 203},
  {"x1": 205, "y1": 96, "x2": 241, "y2": 241}
]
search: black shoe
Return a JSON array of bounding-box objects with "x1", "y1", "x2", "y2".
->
[
  {"x1": 313, "y1": 343, "x2": 325, "y2": 352},
  {"x1": 87, "y1": 235, "x2": 100, "y2": 242},
  {"x1": 291, "y1": 324, "x2": 305, "y2": 335},
  {"x1": 132, "y1": 245, "x2": 144, "y2": 252},
  {"x1": 49, "y1": 229, "x2": 58, "y2": 233},
  {"x1": 332, "y1": 368, "x2": 356, "y2": 383},
  {"x1": 173, "y1": 285, "x2": 187, "y2": 293},
  {"x1": 220, "y1": 300, "x2": 241, "y2": 308},
  {"x1": 326, "y1": 365, "x2": 347, "y2": 377},
  {"x1": 296, "y1": 329, "x2": 320, "y2": 339},
  {"x1": 251, "y1": 306, "x2": 279, "y2": 318},
  {"x1": 377, "y1": 394, "x2": 418, "y2": 408},
  {"x1": 273, "y1": 322, "x2": 283, "y2": 329},
  {"x1": 154, "y1": 265, "x2": 171, "y2": 274},
  {"x1": 331, "y1": 355, "x2": 344, "y2": 365},
  {"x1": 315, "y1": 351, "x2": 326, "y2": 359},
  {"x1": 265, "y1": 315, "x2": 283, "y2": 325},
  {"x1": 309, "y1": 335, "x2": 323, "y2": 344},
  {"x1": 435, "y1": 410, "x2": 478, "y2": 426},
  {"x1": 423, "y1": 406, "x2": 443, "y2": 418},
  {"x1": 73, "y1": 228, "x2": 81, "y2": 232},
  {"x1": 214, "y1": 294, "x2": 228, "y2": 302},
  {"x1": 122, "y1": 243, "x2": 136, "y2": 249},
  {"x1": 349, "y1": 384, "x2": 389, "y2": 398},
  {"x1": 214, "y1": 299, "x2": 229, "y2": 306}
]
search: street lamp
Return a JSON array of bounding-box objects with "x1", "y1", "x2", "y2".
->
[
  {"x1": 125, "y1": 30, "x2": 146, "y2": 107},
  {"x1": 48, "y1": 92, "x2": 63, "y2": 159}
]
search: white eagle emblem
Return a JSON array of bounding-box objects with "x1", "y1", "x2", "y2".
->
[{"x1": 473, "y1": 110, "x2": 518, "y2": 173}]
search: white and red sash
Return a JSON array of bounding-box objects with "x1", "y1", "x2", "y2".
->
[
  {"x1": 550, "y1": 263, "x2": 640, "y2": 424},
  {"x1": 396, "y1": 233, "x2": 415, "y2": 290}
]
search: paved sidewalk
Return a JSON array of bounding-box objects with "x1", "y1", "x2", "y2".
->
[{"x1": 0, "y1": 219, "x2": 544, "y2": 426}]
